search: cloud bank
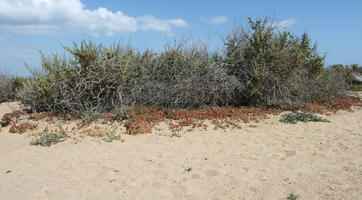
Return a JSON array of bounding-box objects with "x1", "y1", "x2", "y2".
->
[
  {"x1": 0, "y1": 0, "x2": 188, "y2": 35},
  {"x1": 201, "y1": 16, "x2": 229, "y2": 24}
]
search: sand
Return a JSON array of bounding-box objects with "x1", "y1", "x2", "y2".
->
[{"x1": 0, "y1": 101, "x2": 361, "y2": 200}]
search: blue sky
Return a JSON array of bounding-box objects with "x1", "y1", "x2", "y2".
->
[{"x1": 1, "y1": 0, "x2": 362, "y2": 76}]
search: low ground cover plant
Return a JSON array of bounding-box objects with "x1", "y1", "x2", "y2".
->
[
  {"x1": 104, "y1": 130, "x2": 124, "y2": 142},
  {"x1": 287, "y1": 193, "x2": 299, "y2": 200},
  {"x1": 1, "y1": 95, "x2": 359, "y2": 135},
  {"x1": 280, "y1": 111, "x2": 330, "y2": 124},
  {"x1": 30, "y1": 132, "x2": 67, "y2": 147},
  {"x1": 9, "y1": 122, "x2": 37, "y2": 134}
]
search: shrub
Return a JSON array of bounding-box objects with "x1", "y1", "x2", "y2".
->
[
  {"x1": 20, "y1": 39, "x2": 240, "y2": 114},
  {"x1": 324, "y1": 64, "x2": 362, "y2": 92},
  {"x1": 30, "y1": 132, "x2": 67, "y2": 146},
  {"x1": 130, "y1": 40, "x2": 241, "y2": 107},
  {"x1": 0, "y1": 72, "x2": 10, "y2": 102},
  {"x1": 19, "y1": 16, "x2": 352, "y2": 115},
  {"x1": 287, "y1": 193, "x2": 299, "y2": 200},
  {"x1": 280, "y1": 111, "x2": 330, "y2": 124},
  {"x1": 20, "y1": 41, "x2": 140, "y2": 116},
  {"x1": 0, "y1": 72, "x2": 27, "y2": 102},
  {"x1": 104, "y1": 130, "x2": 124, "y2": 142},
  {"x1": 224, "y1": 17, "x2": 343, "y2": 108}
]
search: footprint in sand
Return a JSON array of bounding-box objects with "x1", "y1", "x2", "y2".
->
[
  {"x1": 191, "y1": 174, "x2": 200, "y2": 179},
  {"x1": 204, "y1": 169, "x2": 221, "y2": 177},
  {"x1": 285, "y1": 150, "x2": 297, "y2": 157},
  {"x1": 313, "y1": 128, "x2": 322, "y2": 133}
]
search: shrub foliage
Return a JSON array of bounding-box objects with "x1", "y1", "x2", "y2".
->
[
  {"x1": 280, "y1": 112, "x2": 330, "y2": 124},
  {"x1": 0, "y1": 72, "x2": 8, "y2": 102},
  {"x1": 0, "y1": 72, "x2": 26, "y2": 102},
  {"x1": 19, "y1": 17, "x2": 352, "y2": 116}
]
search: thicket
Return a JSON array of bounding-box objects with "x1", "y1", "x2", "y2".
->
[
  {"x1": 19, "y1": 17, "x2": 352, "y2": 116},
  {"x1": 326, "y1": 64, "x2": 362, "y2": 91},
  {"x1": 0, "y1": 72, "x2": 26, "y2": 102},
  {"x1": 0, "y1": 72, "x2": 8, "y2": 102}
]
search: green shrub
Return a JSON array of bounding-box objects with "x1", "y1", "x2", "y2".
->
[
  {"x1": 280, "y1": 111, "x2": 330, "y2": 124},
  {"x1": 20, "y1": 41, "x2": 141, "y2": 115},
  {"x1": 20, "y1": 39, "x2": 240, "y2": 113},
  {"x1": 0, "y1": 72, "x2": 9, "y2": 102},
  {"x1": 130, "y1": 40, "x2": 241, "y2": 107},
  {"x1": 287, "y1": 193, "x2": 299, "y2": 200},
  {"x1": 30, "y1": 132, "x2": 67, "y2": 146},
  {"x1": 104, "y1": 130, "x2": 124, "y2": 142},
  {"x1": 224, "y1": 17, "x2": 343, "y2": 107},
  {"x1": 0, "y1": 72, "x2": 27, "y2": 102},
  {"x1": 19, "y1": 16, "x2": 351, "y2": 114}
]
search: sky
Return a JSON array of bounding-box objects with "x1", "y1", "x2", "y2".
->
[{"x1": 0, "y1": 0, "x2": 362, "y2": 76}]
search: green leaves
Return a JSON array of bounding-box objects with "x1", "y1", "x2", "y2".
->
[
  {"x1": 280, "y1": 111, "x2": 330, "y2": 124},
  {"x1": 30, "y1": 132, "x2": 67, "y2": 147},
  {"x1": 224, "y1": 17, "x2": 334, "y2": 107}
]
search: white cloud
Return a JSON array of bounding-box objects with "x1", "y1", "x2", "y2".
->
[
  {"x1": 202, "y1": 16, "x2": 229, "y2": 24},
  {"x1": 273, "y1": 19, "x2": 296, "y2": 28},
  {"x1": 0, "y1": 0, "x2": 188, "y2": 35},
  {"x1": 137, "y1": 15, "x2": 187, "y2": 33}
]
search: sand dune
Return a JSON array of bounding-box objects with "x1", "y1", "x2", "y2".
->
[{"x1": 0, "y1": 101, "x2": 361, "y2": 200}]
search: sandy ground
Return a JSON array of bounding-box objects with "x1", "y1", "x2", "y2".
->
[{"x1": 0, "y1": 101, "x2": 361, "y2": 200}]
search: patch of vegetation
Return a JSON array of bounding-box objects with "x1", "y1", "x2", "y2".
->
[
  {"x1": 19, "y1": 16, "x2": 350, "y2": 115},
  {"x1": 280, "y1": 111, "x2": 330, "y2": 124},
  {"x1": 0, "y1": 72, "x2": 27, "y2": 102},
  {"x1": 9, "y1": 122, "x2": 36, "y2": 134},
  {"x1": 3, "y1": 16, "x2": 360, "y2": 135},
  {"x1": 287, "y1": 193, "x2": 299, "y2": 200},
  {"x1": 0, "y1": 72, "x2": 9, "y2": 102},
  {"x1": 104, "y1": 130, "x2": 124, "y2": 142},
  {"x1": 1, "y1": 111, "x2": 23, "y2": 127},
  {"x1": 30, "y1": 132, "x2": 67, "y2": 146}
]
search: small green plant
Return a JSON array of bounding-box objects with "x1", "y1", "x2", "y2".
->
[
  {"x1": 249, "y1": 125, "x2": 257, "y2": 128},
  {"x1": 185, "y1": 167, "x2": 192, "y2": 172},
  {"x1": 287, "y1": 193, "x2": 299, "y2": 200},
  {"x1": 30, "y1": 132, "x2": 67, "y2": 146},
  {"x1": 280, "y1": 111, "x2": 330, "y2": 124},
  {"x1": 104, "y1": 130, "x2": 124, "y2": 142}
]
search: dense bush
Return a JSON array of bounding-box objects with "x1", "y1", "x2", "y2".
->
[
  {"x1": 224, "y1": 17, "x2": 332, "y2": 107},
  {"x1": 0, "y1": 72, "x2": 26, "y2": 102},
  {"x1": 19, "y1": 17, "x2": 351, "y2": 114},
  {"x1": 0, "y1": 72, "x2": 9, "y2": 102},
  {"x1": 326, "y1": 64, "x2": 362, "y2": 91},
  {"x1": 20, "y1": 41, "x2": 141, "y2": 115},
  {"x1": 130, "y1": 40, "x2": 241, "y2": 107},
  {"x1": 20, "y1": 40, "x2": 239, "y2": 115}
]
